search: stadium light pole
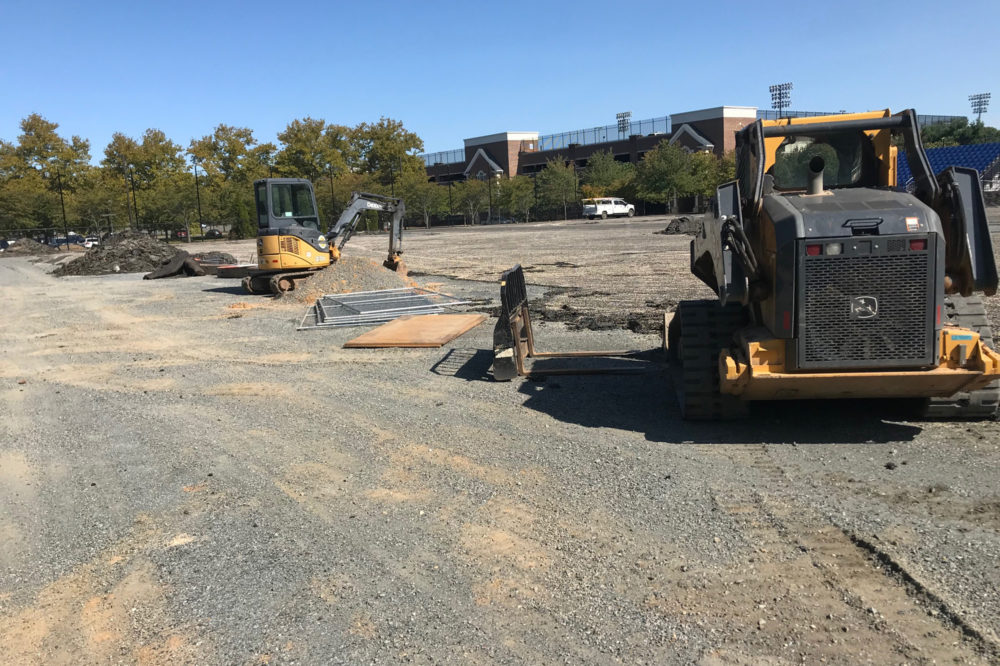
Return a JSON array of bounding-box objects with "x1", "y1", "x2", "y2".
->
[
  {"x1": 770, "y1": 82, "x2": 793, "y2": 119},
  {"x1": 969, "y1": 93, "x2": 991, "y2": 124},
  {"x1": 616, "y1": 111, "x2": 631, "y2": 140}
]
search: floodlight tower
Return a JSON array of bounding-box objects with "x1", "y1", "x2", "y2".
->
[
  {"x1": 969, "y1": 92, "x2": 991, "y2": 124},
  {"x1": 769, "y1": 82, "x2": 792, "y2": 119},
  {"x1": 616, "y1": 111, "x2": 631, "y2": 139}
]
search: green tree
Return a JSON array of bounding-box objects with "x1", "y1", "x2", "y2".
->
[
  {"x1": 535, "y1": 158, "x2": 578, "y2": 220},
  {"x1": 581, "y1": 150, "x2": 635, "y2": 198},
  {"x1": 451, "y1": 179, "x2": 488, "y2": 224},
  {"x1": 921, "y1": 118, "x2": 1000, "y2": 147},
  {"x1": 275, "y1": 117, "x2": 350, "y2": 181},
  {"x1": 189, "y1": 124, "x2": 274, "y2": 183},
  {"x1": 350, "y1": 117, "x2": 424, "y2": 190},
  {"x1": 398, "y1": 170, "x2": 446, "y2": 228},
  {"x1": 497, "y1": 175, "x2": 535, "y2": 222},
  {"x1": 636, "y1": 142, "x2": 691, "y2": 210},
  {"x1": 0, "y1": 115, "x2": 92, "y2": 232}
]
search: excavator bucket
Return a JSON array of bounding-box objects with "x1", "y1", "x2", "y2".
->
[
  {"x1": 491, "y1": 265, "x2": 646, "y2": 381},
  {"x1": 383, "y1": 254, "x2": 407, "y2": 276}
]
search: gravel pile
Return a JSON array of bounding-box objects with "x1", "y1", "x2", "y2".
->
[
  {"x1": 655, "y1": 216, "x2": 703, "y2": 236},
  {"x1": 1, "y1": 238, "x2": 59, "y2": 256},
  {"x1": 53, "y1": 231, "x2": 180, "y2": 276},
  {"x1": 192, "y1": 251, "x2": 237, "y2": 265},
  {"x1": 286, "y1": 255, "x2": 412, "y2": 302}
]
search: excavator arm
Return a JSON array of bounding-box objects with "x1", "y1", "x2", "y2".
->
[{"x1": 327, "y1": 192, "x2": 406, "y2": 271}]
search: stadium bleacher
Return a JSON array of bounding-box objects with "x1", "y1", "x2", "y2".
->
[{"x1": 897, "y1": 142, "x2": 1000, "y2": 187}]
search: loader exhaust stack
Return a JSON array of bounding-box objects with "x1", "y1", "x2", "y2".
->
[{"x1": 807, "y1": 155, "x2": 825, "y2": 195}]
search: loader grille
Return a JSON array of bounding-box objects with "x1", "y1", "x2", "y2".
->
[{"x1": 797, "y1": 239, "x2": 934, "y2": 369}]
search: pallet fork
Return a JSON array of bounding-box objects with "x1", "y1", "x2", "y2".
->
[{"x1": 491, "y1": 265, "x2": 646, "y2": 380}]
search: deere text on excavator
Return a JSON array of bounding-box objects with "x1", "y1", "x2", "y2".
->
[
  {"x1": 242, "y1": 178, "x2": 405, "y2": 295},
  {"x1": 671, "y1": 109, "x2": 1000, "y2": 419}
]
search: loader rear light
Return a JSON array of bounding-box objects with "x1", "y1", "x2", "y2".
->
[
  {"x1": 806, "y1": 244, "x2": 822, "y2": 256},
  {"x1": 825, "y1": 242, "x2": 843, "y2": 255},
  {"x1": 909, "y1": 239, "x2": 927, "y2": 251}
]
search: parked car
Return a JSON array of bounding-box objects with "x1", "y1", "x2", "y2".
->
[
  {"x1": 174, "y1": 229, "x2": 188, "y2": 239},
  {"x1": 204, "y1": 229, "x2": 223, "y2": 239},
  {"x1": 582, "y1": 198, "x2": 635, "y2": 220}
]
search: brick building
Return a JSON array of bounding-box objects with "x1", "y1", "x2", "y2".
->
[{"x1": 423, "y1": 106, "x2": 758, "y2": 183}]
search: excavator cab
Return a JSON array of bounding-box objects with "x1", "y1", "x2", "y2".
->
[{"x1": 254, "y1": 178, "x2": 331, "y2": 272}]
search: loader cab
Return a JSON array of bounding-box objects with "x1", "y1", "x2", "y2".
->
[{"x1": 769, "y1": 131, "x2": 880, "y2": 191}]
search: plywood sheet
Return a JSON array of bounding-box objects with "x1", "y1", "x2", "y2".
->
[{"x1": 343, "y1": 314, "x2": 487, "y2": 348}]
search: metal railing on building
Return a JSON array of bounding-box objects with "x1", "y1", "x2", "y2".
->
[
  {"x1": 420, "y1": 148, "x2": 466, "y2": 166},
  {"x1": 536, "y1": 116, "x2": 670, "y2": 152}
]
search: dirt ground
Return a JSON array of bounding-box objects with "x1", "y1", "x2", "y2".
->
[{"x1": 3, "y1": 214, "x2": 1000, "y2": 664}]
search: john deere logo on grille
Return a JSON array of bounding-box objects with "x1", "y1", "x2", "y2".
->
[{"x1": 851, "y1": 296, "x2": 878, "y2": 319}]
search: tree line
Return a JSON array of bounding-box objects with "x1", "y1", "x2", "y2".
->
[
  {"x1": 0, "y1": 113, "x2": 738, "y2": 238},
  {"x1": 0, "y1": 114, "x2": 428, "y2": 239}
]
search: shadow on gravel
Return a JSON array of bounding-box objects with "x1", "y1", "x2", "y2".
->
[
  {"x1": 203, "y1": 285, "x2": 254, "y2": 295},
  {"x1": 431, "y1": 348, "x2": 493, "y2": 381},
  {"x1": 516, "y1": 361, "x2": 922, "y2": 445}
]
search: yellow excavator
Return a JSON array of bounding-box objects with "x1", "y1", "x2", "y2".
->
[
  {"x1": 242, "y1": 178, "x2": 405, "y2": 294},
  {"x1": 672, "y1": 109, "x2": 1000, "y2": 419}
]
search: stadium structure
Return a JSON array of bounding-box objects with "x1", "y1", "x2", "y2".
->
[{"x1": 420, "y1": 106, "x2": 1000, "y2": 191}]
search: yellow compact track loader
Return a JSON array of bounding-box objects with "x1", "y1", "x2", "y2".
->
[
  {"x1": 673, "y1": 109, "x2": 1000, "y2": 419},
  {"x1": 242, "y1": 178, "x2": 405, "y2": 295}
]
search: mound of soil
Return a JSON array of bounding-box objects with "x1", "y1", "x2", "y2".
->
[
  {"x1": 1, "y1": 238, "x2": 60, "y2": 256},
  {"x1": 286, "y1": 255, "x2": 413, "y2": 303},
  {"x1": 192, "y1": 251, "x2": 237, "y2": 265},
  {"x1": 656, "y1": 216, "x2": 703, "y2": 236},
  {"x1": 54, "y1": 231, "x2": 180, "y2": 276}
]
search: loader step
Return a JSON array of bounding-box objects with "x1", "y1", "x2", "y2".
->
[{"x1": 922, "y1": 294, "x2": 1000, "y2": 419}]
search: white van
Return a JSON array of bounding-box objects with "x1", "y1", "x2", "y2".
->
[{"x1": 582, "y1": 198, "x2": 635, "y2": 220}]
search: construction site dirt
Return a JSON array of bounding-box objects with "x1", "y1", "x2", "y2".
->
[{"x1": 3, "y1": 212, "x2": 1000, "y2": 664}]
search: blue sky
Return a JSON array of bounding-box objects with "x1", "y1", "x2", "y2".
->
[{"x1": 2, "y1": 0, "x2": 997, "y2": 160}]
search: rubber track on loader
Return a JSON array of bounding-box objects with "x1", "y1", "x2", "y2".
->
[
  {"x1": 922, "y1": 295, "x2": 1000, "y2": 419},
  {"x1": 669, "y1": 300, "x2": 749, "y2": 420}
]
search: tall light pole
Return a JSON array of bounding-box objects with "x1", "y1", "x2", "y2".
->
[
  {"x1": 327, "y1": 163, "x2": 337, "y2": 224},
  {"x1": 55, "y1": 169, "x2": 68, "y2": 247},
  {"x1": 770, "y1": 82, "x2": 793, "y2": 119},
  {"x1": 192, "y1": 158, "x2": 203, "y2": 237},
  {"x1": 128, "y1": 166, "x2": 139, "y2": 230},
  {"x1": 616, "y1": 111, "x2": 632, "y2": 139},
  {"x1": 970, "y1": 92, "x2": 991, "y2": 124}
]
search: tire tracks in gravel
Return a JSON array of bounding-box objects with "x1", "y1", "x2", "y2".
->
[{"x1": 695, "y1": 442, "x2": 999, "y2": 663}]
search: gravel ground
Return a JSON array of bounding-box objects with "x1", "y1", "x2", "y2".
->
[{"x1": 3, "y1": 214, "x2": 1000, "y2": 664}]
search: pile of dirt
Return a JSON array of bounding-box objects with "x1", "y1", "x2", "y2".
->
[
  {"x1": 53, "y1": 231, "x2": 180, "y2": 276},
  {"x1": 192, "y1": 251, "x2": 237, "y2": 265},
  {"x1": 1, "y1": 238, "x2": 59, "y2": 256},
  {"x1": 656, "y1": 216, "x2": 703, "y2": 236},
  {"x1": 286, "y1": 255, "x2": 413, "y2": 302}
]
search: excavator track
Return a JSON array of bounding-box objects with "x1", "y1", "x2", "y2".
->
[
  {"x1": 921, "y1": 294, "x2": 1000, "y2": 419},
  {"x1": 669, "y1": 300, "x2": 749, "y2": 420}
]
